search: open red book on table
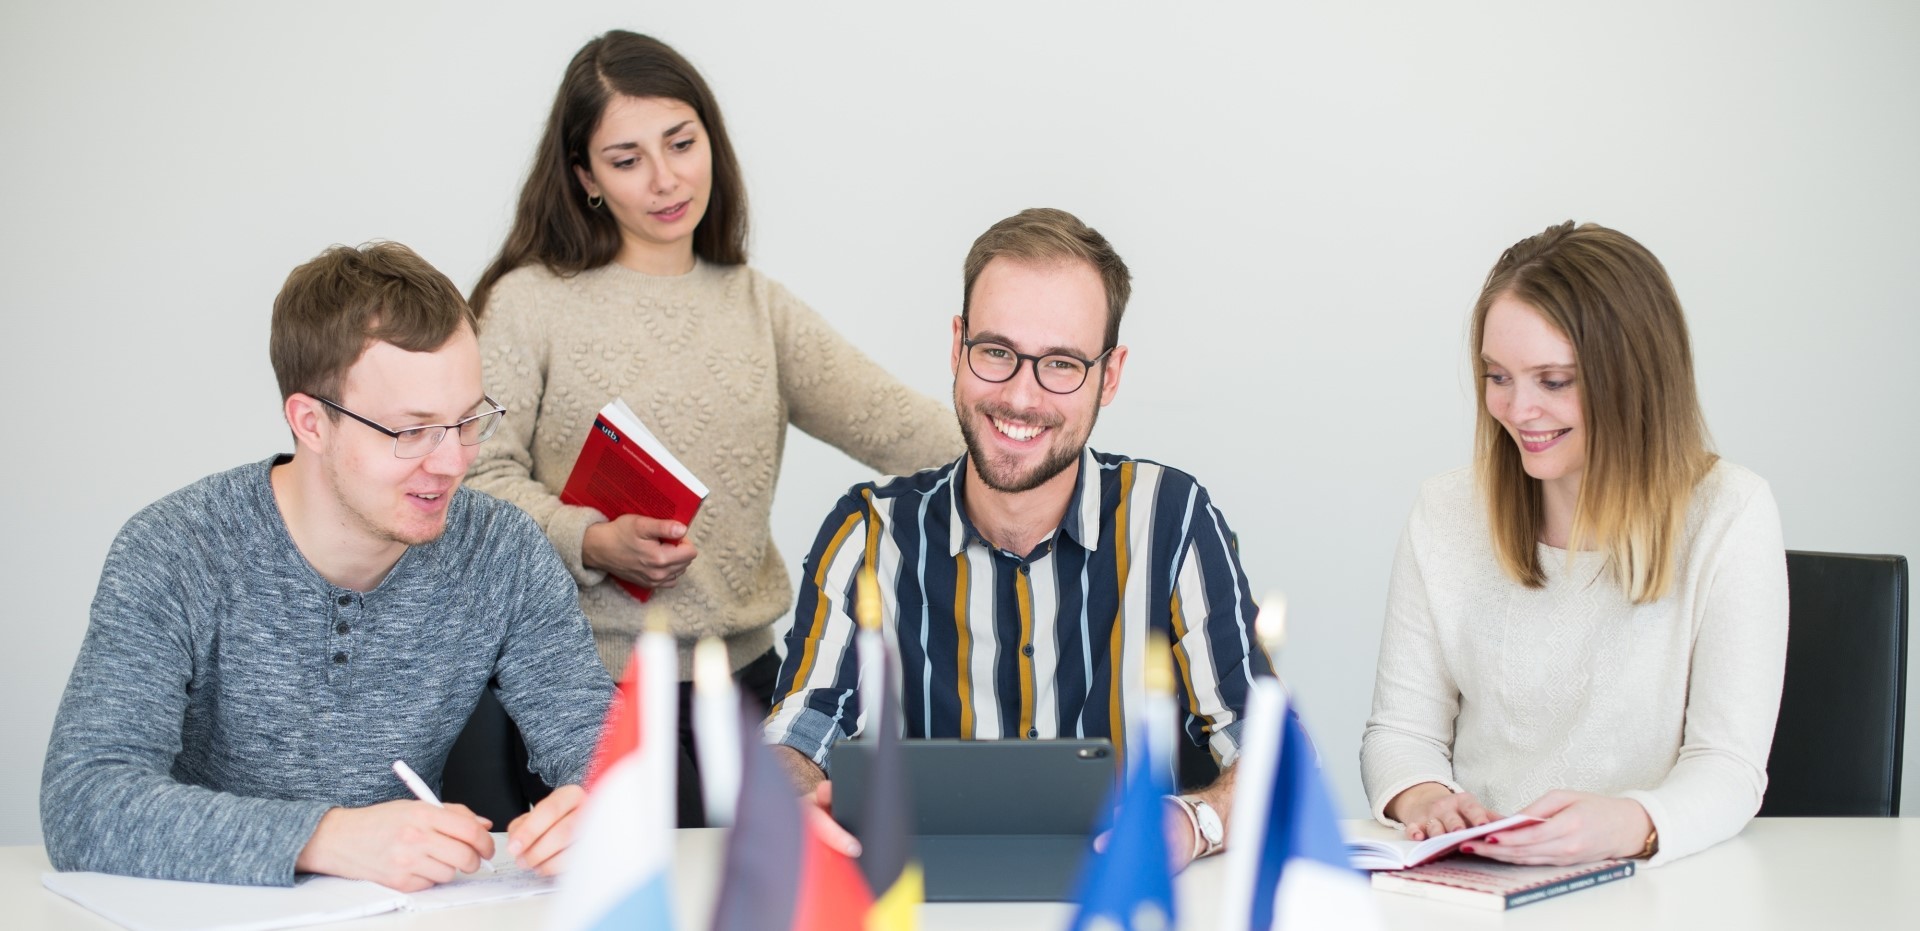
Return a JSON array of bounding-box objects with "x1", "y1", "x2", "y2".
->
[
  {"x1": 1347, "y1": 813, "x2": 1545, "y2": 870},
  {"x1": 560, "y1": 398, "x2": 709, "y2": 603}
]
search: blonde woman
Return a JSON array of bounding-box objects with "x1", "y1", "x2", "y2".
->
[{"x1": 1360, "y1": 222, "x2": 1789, "y2": 867}]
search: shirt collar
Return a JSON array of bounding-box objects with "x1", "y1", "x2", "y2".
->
[{"x1": 946, "y1": 446, "x2": 1103, "y2": 557}]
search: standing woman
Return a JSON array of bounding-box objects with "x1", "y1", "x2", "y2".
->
[
  {"x1": 1360, "y1": 221, "x2": 1788, "y2": 867},
  {"x1": 467, "y1": 31, "x2": 960, "y2": 822}
]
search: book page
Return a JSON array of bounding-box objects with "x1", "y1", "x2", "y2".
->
[
  {"x1": 1348, "y1": 813, "x2": 1543, "y2": 868},
  {"x1": 399, "y1": 861, "x2": 555, "y2": 911},
  {"x1": 42, "y1": 870, "x2": 403, "y2": 931},
  {"x1": 606, "y1": 398, "x2": 708, "y2": 496},
  {"x1": 41, "y1": 834, "x2": 553, "y2": 930}
]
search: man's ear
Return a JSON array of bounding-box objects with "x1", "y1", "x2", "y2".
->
[
  {"x1": 950, "y1": 315, "x2": 966, "y2": 375},
  {"x1": 284, "y1": 393, "x2": 329, "y2": 454},
  {"x1": 1096, "y1": 345, "x2": 1128, "y2": 407}
]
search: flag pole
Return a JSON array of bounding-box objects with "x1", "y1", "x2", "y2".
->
[
  {"x1": 642, "y1": 607, "x2": 678, "y2": 825},
  {"x1": 693, "y1": 636, "x2": 742, "y2": 826},
  {"x1": 1145, "y1": 631, "x2": 1178, "y2": 787},
  {"x1": 854, "y1": 566, "x2": 887, "y2": 738},
  {"x1": 1222, "y1": 590, "x2": 1289, "y2": 928}
]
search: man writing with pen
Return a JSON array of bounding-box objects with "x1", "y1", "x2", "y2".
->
[{"x1": 40, "y1": 243, "x2": 613, "y2": 890}]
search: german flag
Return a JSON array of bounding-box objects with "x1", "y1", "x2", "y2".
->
[
  {"x1": 710, "y1": 566, "x2": 918, "y2": 931},
  {"x1": 709, "y1": 695, "x2": 872, "y2": 931}
]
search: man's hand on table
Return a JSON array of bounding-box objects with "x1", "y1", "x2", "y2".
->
[
  {"x1": 507, "y1": 783, "x2": 587, "y2": 876},
  {"x1": 296, "y1": 800, "x2": 494, "y2": 892}
]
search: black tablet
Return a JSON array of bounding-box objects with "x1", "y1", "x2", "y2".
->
[{"x1": 829, "y1": 737, "x2": 1118, "y2": 901}]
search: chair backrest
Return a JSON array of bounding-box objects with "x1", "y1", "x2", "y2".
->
[
  {"x1": 439, "y1": 685, "x2": 552, "y2": 827},
  {"x1": 1759, "y1": 551, "x2": 1908, "y2": 816}
]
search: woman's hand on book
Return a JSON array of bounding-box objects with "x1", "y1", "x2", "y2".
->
[
  {"x1": 583, "y1": 515, "x2": 700, "y2": 588},
  {"x1": 1462, "y1": 790, "x2": 1652, "y2": 865},
  {"x1": 1389, "y1": 783, "x2": 1498, "y2": 841}
]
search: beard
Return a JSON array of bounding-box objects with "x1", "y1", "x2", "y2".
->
[
  {"x1": 955, "y1": 397, "x2": 1096, "y2": 494},
  {"x1": 325, "y1": 456, "x2": 450, "y2": 548}
]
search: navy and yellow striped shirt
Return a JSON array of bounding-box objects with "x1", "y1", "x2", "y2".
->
[{"x1": 767, "y1": 448, "x2": 1270, "y2": 772}]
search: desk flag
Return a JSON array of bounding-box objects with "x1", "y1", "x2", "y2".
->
[
  {"x1": 692, "y1": 637, "x2": 743, "y2": 826},
  {"x1": 1064, "y1": 746, "x2": 1174, "y2": 931},
  {"x1": 545, "y1": 624, "x2": 678, "y2": 931},
  {"x1": 855, "y1": 566, "x2": 923, "y2": 931},
  {"x1": 710, "y1": 704, "x2": 871, "y2": 930},
  {"x1": 714, "y1": 564, "x2": 914, "y2": 931},
  {"x1": 1065, "y1": 634, "x2": 1178, "y2": 931},
  {"x1": 1221, "y1": 687, "x2": 1379, "y2": 930},
  {"x1": 710, "y1": 699, "x2": 804, "y2": 930}
]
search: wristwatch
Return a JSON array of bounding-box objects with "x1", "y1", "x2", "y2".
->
[
  {"x1": 1166, "y1": 795, "x2": 1226, "y2": 859},
  {"x1": 1635, "y1": 825, "x2": 1660, "y2": 859}
]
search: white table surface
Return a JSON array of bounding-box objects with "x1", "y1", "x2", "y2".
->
[{"x1": 9, "y1": 818, "x2": 1914, "y2": 930}]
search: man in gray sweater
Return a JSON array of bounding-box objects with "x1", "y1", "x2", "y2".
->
[{"x1": 40, "y1": 242, "x2": 614, "y2": 890}]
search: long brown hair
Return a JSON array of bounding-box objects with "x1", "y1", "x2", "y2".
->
[
  {"x1": 1471, "y1": 221, "x2": 1716, "y2": 604},
  {"x1": 471, "y1": 31, "x2": 748, "y2": 314}
]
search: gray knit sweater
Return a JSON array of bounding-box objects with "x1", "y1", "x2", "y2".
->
[{"x1": 40, "y1": 456, "x2": 614, "y2": 886}]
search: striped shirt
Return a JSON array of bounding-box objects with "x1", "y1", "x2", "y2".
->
[{"x1": 767, "y1": 448, "x2": 1270, "y2": 772}]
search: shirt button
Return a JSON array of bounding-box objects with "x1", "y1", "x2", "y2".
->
[
  {"x1": 1021, "y1": 644, "x2": 1034, "y2": 657},
  {"x1": 332, "y1": 651, "x2": 349, "y2": 665},
  {"x1": 335, "y1": 622, "x2": 351, "y2": 636},
  {"x1": 1027, "y1": 728, "x2": 1039, "y2": 739},
  {"x1": 1018, "y1": 564, "x2": 1030, "y2": 575},
  {"x1": 337, "y1": 595, "x2": 352, "y2": 606}
]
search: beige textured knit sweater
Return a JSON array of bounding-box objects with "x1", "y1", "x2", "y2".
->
[
  {"x1": 470, "y1": 261, "x2": 962, "y2": 678},
  {"x1": 1361, "y1": 461, "x2": 1788, "y2": 866}
]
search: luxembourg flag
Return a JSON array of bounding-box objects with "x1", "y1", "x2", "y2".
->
[
  {"x1": 1219, "y1": 682, "x2": 1381, "y2": 930},
  {"x1": 545, "y1": 626, "x2": 678, "y2": 931}
]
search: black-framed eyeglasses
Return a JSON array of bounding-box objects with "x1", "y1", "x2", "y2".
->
[
  {"x1": 314, "y1": 395, "x2": 506, "y2": 459},
  {"x1": 962, "y1": 331, "x2": 1114, "y2": 395}
]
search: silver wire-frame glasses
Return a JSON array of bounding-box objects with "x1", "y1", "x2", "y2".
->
[{"x1": 314, "y1": 395, "x2": 506, "y2": 459}]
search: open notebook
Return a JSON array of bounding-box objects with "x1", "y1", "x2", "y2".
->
[
  {"x1": 1347, "y1": 813, "x2": 1544, "y2": 870},
  {"x1": 41, "y1": 835, "x2": 552, "y2": 931}
]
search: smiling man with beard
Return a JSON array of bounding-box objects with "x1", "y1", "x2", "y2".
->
[
  {"x1": 41, "y1": 243, "x2": 612, "y2": 890},
  {"x1": 766, "y1": 208, "x2": 1271, "y2": 869}
]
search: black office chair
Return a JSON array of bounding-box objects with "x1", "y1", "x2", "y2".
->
[
  {"x1": 439, "y1": 685, "x2": 553, "y2": 827},
  {"x1": 1758, "y1": 551, "x2": 1908, "y2": 816}
]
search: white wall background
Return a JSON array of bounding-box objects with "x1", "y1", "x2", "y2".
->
[{"x1": 2, "y1": 1, "x2": 1915, "y2": 844}]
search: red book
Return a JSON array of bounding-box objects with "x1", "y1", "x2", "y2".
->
[{"x1": 560, "y1": 398, "x2": 709, "y2": 602}]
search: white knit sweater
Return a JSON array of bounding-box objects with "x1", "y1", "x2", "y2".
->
[{"x1": 1361, "y1": 461, "x2": 1788, "y2": 866}]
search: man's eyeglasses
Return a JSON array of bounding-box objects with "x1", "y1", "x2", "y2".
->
[
  {"x1": 962, "y1": 332, "x2": 1114, "y2": 395},
  {"x1": 314, "y1": 395, "x2": 506, "y2": 459}
]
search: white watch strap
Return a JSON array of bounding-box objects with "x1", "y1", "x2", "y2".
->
[
  {"x1": 1164, "y1": 794, "x2": 1202, "y2": 861},
  {"x1": 1186, "y1": 796, "x2": 1225, "y2": 857},
  {"x1": 1165, "y1": 794, "x2": 1223, "y2": 859}
]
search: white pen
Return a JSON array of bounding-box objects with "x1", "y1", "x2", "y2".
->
[{"x1": 391, "y1": 759, "x2": 495, "y2": 872}]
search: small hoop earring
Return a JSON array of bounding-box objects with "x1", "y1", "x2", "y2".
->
[{"x1": 587, "y1": 193, "x2": 604, "y2": 209}]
